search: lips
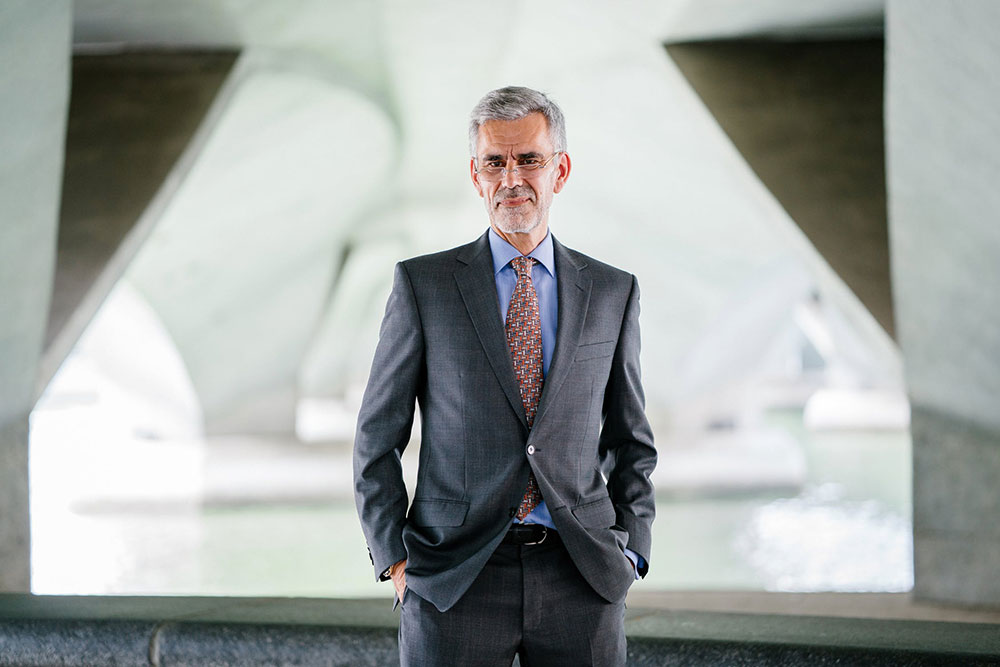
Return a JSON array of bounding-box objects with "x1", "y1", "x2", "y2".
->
[
  {"x1": 495, "y1": 187, "x2": 534, "y2": 208},
  {"x1": 498, "y1": 197, "x2": 530, "y2": 207}
]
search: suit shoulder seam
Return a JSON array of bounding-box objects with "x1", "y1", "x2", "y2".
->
[{"x1": 395, "y1": 262, "x2": 427, "y2": 343}]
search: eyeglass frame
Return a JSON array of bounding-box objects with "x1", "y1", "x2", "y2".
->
[{"x1": 472, "y1": 151, "x2": 564, "y2": 181}]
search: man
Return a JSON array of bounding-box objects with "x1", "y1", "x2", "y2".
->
[{"x1": 354, "y1": 86, "x2": 656, "y2": 666}]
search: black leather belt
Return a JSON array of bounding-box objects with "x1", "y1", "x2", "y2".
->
[{"x1": 503, "y1": 523, "x2": 555, "y2": 545}]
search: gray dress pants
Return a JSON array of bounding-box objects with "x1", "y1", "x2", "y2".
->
[{"x1": 398, "y1": 531, "x2": 627, "y2": 667}]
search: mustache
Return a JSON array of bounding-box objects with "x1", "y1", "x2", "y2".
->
[{"x1": 493, "y1": 186, "x2": 534, "y2": 205}]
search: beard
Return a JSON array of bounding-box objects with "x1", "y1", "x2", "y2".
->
[{"x1": 489, "y1": 185, "x2": 548, "y2": 234}]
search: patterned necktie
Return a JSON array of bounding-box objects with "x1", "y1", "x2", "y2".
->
[{"x1": 506, "y1": 256, "x2": 543, "y2": 520}]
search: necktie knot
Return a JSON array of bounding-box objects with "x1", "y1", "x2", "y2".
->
[{"x1": 511, "y1": 256, "x2": 535, "y2": 278}]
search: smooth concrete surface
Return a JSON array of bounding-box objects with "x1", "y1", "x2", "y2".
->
[
  {"x1": 1, "y1": 595, "x2": 999, "y2": 666},
  {"x1": 43, "y1": 51, "x2": 236, "y2": 389},
  {"x1": 60, "y1": 2, "x2": 906, "y2": 442},
  {"x1": 627, "y1": 591, "x2": 1000, "y2": 625},
  {"x1": 667, "y1": 39, "x2": 893, "y2": 338},
  {"x1": 122, "y1": 55, "x2": 396, "y2": 435},
  {"x1": 0, "y1": 0, "x2": 72, "y2": 593},
  {"x1": 912, "y1": 407, "x2": 1000, "y2": 606},
  {"x1": 0, "y1": 419, "x2": 30, "y2": 593},
  {"x1": 886, "y1": 0, "x2": 1000, "y2": 606},
  {"x1": 886, "y1": 0, "x2": 1000, "y2": 432},
  {"x1": 0, "y1": 0, "x2": 70, "y2": 424},
  {"x1": 659, "y1": 0, "x2": 883, "y2": 42}
]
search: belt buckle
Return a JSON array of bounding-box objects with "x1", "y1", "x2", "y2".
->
[{"x1": 524, "y1": 525, "x2": 547, "y2": 545}]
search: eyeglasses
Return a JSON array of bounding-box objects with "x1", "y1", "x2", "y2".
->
[{"x1": 473, "y1": 152, "x2": 562, "y2": 182}]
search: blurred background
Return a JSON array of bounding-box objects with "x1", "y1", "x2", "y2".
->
[{"x1": 2, "y1": 0, "x2": 998, "y2": 611}]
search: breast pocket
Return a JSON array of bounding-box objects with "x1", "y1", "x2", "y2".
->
[{"x1": 574, "y1": 340, "x2": 616, "y2": 362}]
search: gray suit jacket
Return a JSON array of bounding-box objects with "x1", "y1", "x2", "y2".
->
[{"x1": 353, "y1": 230, "x2": 656, "y2": 612}]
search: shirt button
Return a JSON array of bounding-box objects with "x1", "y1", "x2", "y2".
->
[{"x1": 527, "y1": 444, "x2": 535, "y2": 455}]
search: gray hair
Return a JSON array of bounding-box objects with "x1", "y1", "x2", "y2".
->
[{"x1": 468, "y1": 86, "x2": 567, "y2": 157}]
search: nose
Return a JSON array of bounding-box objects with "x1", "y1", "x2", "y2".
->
[{"x1": 501, "y1": 156, "x2": 523, "y2": 188}]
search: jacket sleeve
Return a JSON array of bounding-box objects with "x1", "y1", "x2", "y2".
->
[
  {"x1": 600, "y1": 274, "x2": 656, "y2": 576},
  {"x1": 353, "y1": 262, "x2": 425, "y2": 581}
]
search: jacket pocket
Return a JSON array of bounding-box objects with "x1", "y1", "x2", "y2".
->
[
  {"x1": 571, "y1": 496, "x2": 616, "y2": 528},
  {"x1": 409, "y1": 498, "x2": 470, "y2": 527},
  {"x1": 575, "y1": 340, "x2": 616, "y2": 361}
]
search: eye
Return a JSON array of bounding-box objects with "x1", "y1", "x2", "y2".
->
[
  {"x1": 518, "y1": 158, "x2": 541, "y2": 166},
  {"x1": 483, "y1": 160, "x2": 504, "y2": 169}
]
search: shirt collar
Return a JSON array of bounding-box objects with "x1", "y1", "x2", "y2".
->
[{"x1": 488, "y1": 227, "x2": 556, "y2": 278}]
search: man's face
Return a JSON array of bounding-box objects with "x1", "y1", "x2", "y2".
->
[{"x1": 471, "y1": 112, "x2": 570, "y2": 236}]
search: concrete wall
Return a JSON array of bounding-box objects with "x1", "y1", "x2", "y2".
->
[
  {"x1": 886, "y1": 0, "x2": 1000, "y2": 606},
  {"x1": 0, "y1": 0, "x2": 71, "y2": 591}
]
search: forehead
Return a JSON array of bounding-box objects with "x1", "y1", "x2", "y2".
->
[{"x1": 477, "y1": 113, "x2": 552, "y2": 156}]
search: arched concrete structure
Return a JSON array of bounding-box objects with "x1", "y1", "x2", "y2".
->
[
  {"x1": 124, "y1": 60, "x2": 397, "y2": 434},
  {"x1": 2, "y1": 0, "x2": 998, "y2": 617},
  {"x1": 667, "y1": 38, "x2": 893, "y2": 337},
  {"x1": 0, "y1": 0, "x2": 71, "y2": 592},
  {"x1": 24, "y1": 2, "x2": 897, "y2": 448},
  {"x1": 41, "y1": 51, "x2": 236, "y2": 394}
]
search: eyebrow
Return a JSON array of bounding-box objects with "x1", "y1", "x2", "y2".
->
[{"x1": 481, "y1": 151, "x2": 543, "y2": 161}]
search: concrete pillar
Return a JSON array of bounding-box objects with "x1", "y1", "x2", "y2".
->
[
  {"x1": 0, "y1": 419, "x2": 30, "y2": 591},
  {"x1": 0, "y1": 0, "x2": 72, "y2": 591},
  {"x1": 886, "y1": 0, "x2": 1000, "y2": 606}
]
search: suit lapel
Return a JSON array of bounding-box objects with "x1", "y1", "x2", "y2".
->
[
  {"x1": 534, "y1": 237, "x2": 591, "y2": 427},
  {"x1": 455, "y1": 232, "x2": 529, "y2": 430}
]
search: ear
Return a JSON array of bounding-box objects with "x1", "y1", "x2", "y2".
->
[
  {"x1": 552, "y1": 152, "x2": 572, "y2": 194},
  {"x1": 470, "y1": 158, "x2": 485, "y2": 197}
]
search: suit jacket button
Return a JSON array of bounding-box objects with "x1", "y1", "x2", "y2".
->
[
  {"x1": 527, "y1": 444, "x2": 535, "y2": 455},
  {"x1": 509, "y1": 507, "x2": 517, "y2": 518}
]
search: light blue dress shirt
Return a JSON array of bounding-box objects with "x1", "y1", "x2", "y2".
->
[{"x1": 487, "y1": 228, "x2": 643, "y2": 577}]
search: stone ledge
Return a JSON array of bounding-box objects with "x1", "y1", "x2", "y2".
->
[{"x1": 1, "y1": 595, "x2": 998, "y2": 666}]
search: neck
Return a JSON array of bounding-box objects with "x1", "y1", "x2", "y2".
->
[{"x1": 491, "y1": 222, "x2": 548, "y2": 256}]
